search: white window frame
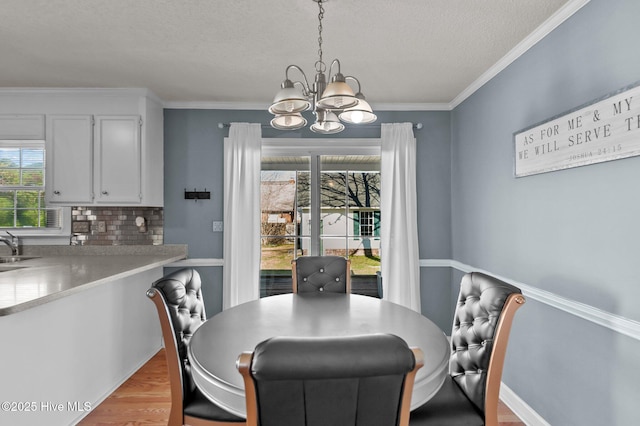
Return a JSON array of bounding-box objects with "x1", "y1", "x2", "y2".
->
[{"x1": 0, "y1": 140, "x2": 70, "y2": 239}]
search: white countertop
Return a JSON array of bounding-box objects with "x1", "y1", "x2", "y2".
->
[{"x1": 0, "y1": 245, "x2": 187, "y2": 316}]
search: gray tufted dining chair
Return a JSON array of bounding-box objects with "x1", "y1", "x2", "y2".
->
[
  {"x1": 237, "y1": 333, "x2": 424, "y2": 426},
  {"x1": 147, "y1": 268, "x2": 245, "y2": 426},
  {"x1": 410, "y1": 272, "x2": 525, "y2": 426},
  {"x1": 292, "y1": 255, "x2": 351, "y2": 293}
]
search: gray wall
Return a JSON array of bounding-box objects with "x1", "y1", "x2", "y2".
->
[
  {"x1": 163, "y1": 109, "x2": 453, "y2": 325},
  {"x1": 451, "y1": 0, "x2": 640, "y2": 424}
]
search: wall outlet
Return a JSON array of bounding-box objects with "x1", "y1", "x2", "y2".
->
[
  {"x1": 212, "y1": 221, "x2": 223, "y2": 232},
  {"x1": 97, "y1": 221, "x2": 106, "y2": 233}
]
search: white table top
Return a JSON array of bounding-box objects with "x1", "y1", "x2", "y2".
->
[{"x1": 188, "y1": 293, "x2": 449, "y2": 417}]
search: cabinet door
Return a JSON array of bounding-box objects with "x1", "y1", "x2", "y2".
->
[
  {"x1": 46, "y1": 115, "x2": 94, "y2": 204},
  {"x1": 95, "y1": 116, "x2": 141, "y2": 203}
]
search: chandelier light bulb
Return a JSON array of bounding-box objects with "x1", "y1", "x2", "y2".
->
[
  {"x1": 285, "y1": 101, "x2": 295, "y2": 113},
  {"x1": 350, "y1": 110, "x2": 364, "y2": 124}
]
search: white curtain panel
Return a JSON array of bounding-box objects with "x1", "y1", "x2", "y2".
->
[
  {"x1": 380, "y1": 123, "x2": 421, "y2": 313},
  {"x1": 223, "y1": 123, "x2": 262, "y2": 309}
]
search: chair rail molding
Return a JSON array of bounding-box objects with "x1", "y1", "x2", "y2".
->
[{"x1": 420, "y1": 259, "x2": 640, "y2": 342}]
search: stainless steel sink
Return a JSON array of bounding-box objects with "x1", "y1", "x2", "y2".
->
[{"x1": 0, "y1": 256, "x2": 39, "y2": 264}]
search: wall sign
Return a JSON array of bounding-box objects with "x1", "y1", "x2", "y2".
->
[{"x1": 514, "y1": 81, "x2": 640, "y2": 177}]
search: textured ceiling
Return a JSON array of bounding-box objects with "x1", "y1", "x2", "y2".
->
[{"x1": 0, "y1": 0, "x2": 577, "y2": 107}]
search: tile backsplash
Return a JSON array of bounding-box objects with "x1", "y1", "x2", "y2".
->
[{"x1": 71, "y1": 206, "x2": 163, "y2": 246}]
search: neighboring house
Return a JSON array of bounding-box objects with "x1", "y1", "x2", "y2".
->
[{"x1": 261, "y1": 180, "x2": 295, "y2": 228}]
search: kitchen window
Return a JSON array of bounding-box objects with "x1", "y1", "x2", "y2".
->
[{"x1": 0, "y1": 141, "x2": 61, "y2": 229}]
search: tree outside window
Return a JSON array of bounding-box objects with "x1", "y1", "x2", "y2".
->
[{"x1": 0, "y1": 145, "x2": 51, "y2": 228}]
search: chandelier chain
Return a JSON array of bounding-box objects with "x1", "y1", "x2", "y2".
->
[{"x1": 315, "y1": 0, "x2": 325, "y2": 73}]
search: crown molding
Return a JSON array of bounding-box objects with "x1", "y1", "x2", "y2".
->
[
  {"x1": 163, "y1": 101, "x2": 269, "y2": 110},
  {"x1": 164, "y1": 100, "x2": 452, "y2": 112},
  {"x1": 450, "y1": 0, "x2": 591, "y2": 109},
  {"x1": 370, "y1": 102, "x2": 451, "y2": 111},
  {"x1": 0, "y1": 87, "x2": 163, "y2": 105},
  {"x1": 0, "y1": 87, "x2": 156, "y2": 98}
]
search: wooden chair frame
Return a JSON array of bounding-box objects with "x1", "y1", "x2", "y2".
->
[
  {"x1": 291, "y1": 257, "x2": 352, "y2": 293},
  {"x1": 237, "y1": 347, "x2": 423, "y2": 426},
  {"x1": 483, "y1": 293, "x2": 526, "y2": 426}
]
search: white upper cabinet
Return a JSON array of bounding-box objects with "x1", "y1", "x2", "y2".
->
[
  {"x1": 95, "y1": 115, "x2": 142, "y2": 203},
  {"x1": 1, "y1": 89, "x2": 164, "y2": 206},
  {"x1": 46, "y1": 115, "x2": 94, "y2": 204},
  {"x1": 0, "y1": 114, "x2": 45, "y2": 139}
]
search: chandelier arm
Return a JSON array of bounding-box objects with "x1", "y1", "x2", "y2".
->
[
  {"x1": 293, "y1": 80, "x2": 312, "y2": 98},
  {"x1": 285, "y1": 64, "x2": 313, "y2": 95},
  {"x1": 327, "y1": 59, "x2": 342, "y2": 80},
  {"x1": 344, "y1": 76, "x2": 362, "y2": 95}
]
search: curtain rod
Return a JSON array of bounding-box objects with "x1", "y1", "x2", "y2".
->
[{"x1": 217, "y1": 122, "x2": 423, "y2": 130}]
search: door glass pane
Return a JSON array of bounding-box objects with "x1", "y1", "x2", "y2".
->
[
  {"x1": 296, "y1": 171, "x2": 310, "y2": 243},
  {"x1": 319, "y1": 156, "x2": 381, "y2": 296},
  {"x1": 260, "y1": 158, "x2": 310, "y2": 296},
  {"x1": 347, "y1": 172, "x2": 380, "y2": 208},
  {"x1": 320, "y1": 171, "x2": 347, "y2": 237},
  {"x1": 345, "y1": 172, "x2": 380, "y2": 288}
]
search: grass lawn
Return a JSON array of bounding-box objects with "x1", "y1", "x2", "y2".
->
[{"x1": 261, "y1": 243, "x2": 380, "y2": 275}]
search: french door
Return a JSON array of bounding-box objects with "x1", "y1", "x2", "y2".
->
[{"x1": 260, "y1": 139, "x2": 381, "y2": 296}]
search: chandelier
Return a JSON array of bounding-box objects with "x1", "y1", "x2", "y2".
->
[{"x1": 268, "y1": 0, "x2": 376, "y2": 134}]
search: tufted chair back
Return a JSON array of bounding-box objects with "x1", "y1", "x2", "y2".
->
[
  {"x1": 147, "y1": 269, "x2": 206, "y2": 401},
  {"x1": 292, "y1": 256, "x2": 351, "y2": 293},
  {"x1": 450, "y1": 272, "x2": 524, "y2": 416},
  {"x1": 148, "y1": 268, "x2": 245, "y2": 425},
  {"x1": 409, "y1": 272, "x2": 524, "y2": 425},
  {"x1": 237, "y1": 334, "x2": 424, "y2": 426}
]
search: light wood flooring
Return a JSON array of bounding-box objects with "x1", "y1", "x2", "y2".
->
[{"x1": 78, "y1": 349, "x2": 525, "y2": 426}]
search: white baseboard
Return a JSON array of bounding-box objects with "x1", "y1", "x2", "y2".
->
[
  {"x1": 501, "y1": 383, "x2": 551, "y2": 426},
  {"x1": 70, "y1": 344, "x2": 162, "y2": 425}
]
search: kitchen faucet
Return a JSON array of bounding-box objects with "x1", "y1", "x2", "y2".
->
[{"x1": 0, "y1": 231, "x2": 19, "y2": 256}]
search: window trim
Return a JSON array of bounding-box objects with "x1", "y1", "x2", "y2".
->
[
  {"x1": 262, "y1": 138, "x2": 380, "y2": 158},
  {"x1": 0, "y1": 139, "x2": 69, "y2": 237}
]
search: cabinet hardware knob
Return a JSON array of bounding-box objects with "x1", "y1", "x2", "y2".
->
[
  {"x1": 53, "y1": 190, "x2": 61, "y2": 195},
  {"x1": 102, "y1": 191, "x2": 109, "y2": 195}
]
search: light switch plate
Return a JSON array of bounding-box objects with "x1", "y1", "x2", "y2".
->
[{"x1": 212, "y1": 221, "x2": 223, "y2": 232}]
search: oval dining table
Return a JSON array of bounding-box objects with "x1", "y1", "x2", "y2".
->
[{"x1": 187, "y1": 292, "x2": 449, "y2": 417}]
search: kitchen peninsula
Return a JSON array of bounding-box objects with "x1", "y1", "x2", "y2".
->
[{"x1": 0, "y1": 245, "x2": 186, "y2": 426}]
